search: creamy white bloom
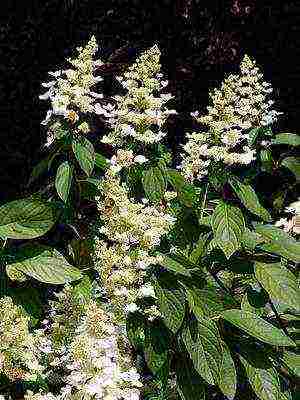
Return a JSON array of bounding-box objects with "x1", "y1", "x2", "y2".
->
[
  {"x1": 100, "y1": 45, "x2": 176, "y2": 147},
  {"x1": 180, "y1": 54, "x2": 282, "y2": 181}
]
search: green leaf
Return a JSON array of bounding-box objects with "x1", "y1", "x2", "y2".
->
[
  {"x1": 27, "y1": 156, "x2": 50, "y2": 186},
  {"x1": 248, "y1": 127, "x2": 262, "y2": 146},
  {"x1": 272, "y1": 133, "x2": 300, "y2": 146},
  {"x1": 229, "y1": 177, "x2": 271, "y2": 221},
  {"x1": 6, "y1": 244, "x2": 82, "y2": 284},
  {"x1": 7, "y1": 286, "x2": 42, "y2": 327},
  {"x1": 221, "y1": 309, "x2": 296, "y2": 347},
  {"x1": 239, "y1": 352, "x2": 290, "y2": 400},
  {"x1": 176, "y1": 357, "x2": 206, "y2": 400},
  {"x1": 142, "y1": 166, "x2": 166, "y2": 203},
  {"x1": 189, "y1": 233, "x2": 211, "y2": 264},
  {"x1": 166, "y1": 169, "x2": 197, "y2": 207},
  {"x1": 255, "y1": 224, "x2": 300, "y2": 263},
  {"x1": 211, "y1": 201, "x2": 245, "y2": 258},
  {"x1": 72, "y1": 137, "x2": 95, "y2": 176},
  {"x1": 218, "y1": 341, "x2": 237, "y2": 400},
  {"x1": 241, "y1": 228, "x2": 265, "y2": 251},
  {"x1": 186, "y1": 286, "x2": 237, "y2": 319},
  {"x1": 241, "y1": 289, "x2": 268, "y2": 317},
  {"x1": 281, "y1": 157, "x2": 300, "y2": 181},
  {"x1": 181, "y1": 317, "x2": 222, "y2": 385},
  {"x1": 0, "y1": 198, "x2": 59, "y2": 239},
  {"x1": 72, "y1": 275, "x2": 92, "y2": 302},
  {"x1": 208, "y1": 162, "x2": 228, "y2": 191},
  {"x1": 153, "y1": 273, "x2": 186, "y2": 333},
  {"x1": 126, "y1": 313, "x2": 145, "y2": 350},
  {"x1": 260, "y1": 149, "x2": 274, "y2": 173},
  {"x1": 156, "y1": 253, "x2": 192, "y2": 277},
  {"x1": 282, "y1": 351, "x2": 300, "y2": 377},
  {"x1": 55, "y1": 161, "x2": 73, "y2": 203},
  {"x1": 145, "y1": 323, "x2": 170, "y2": 374},
  {"x1": 94, "y1": 152, "x2": 108, "y2": 170},
  {"x1": 255, "y1": 262, "x2": 300, "y2": 312}
]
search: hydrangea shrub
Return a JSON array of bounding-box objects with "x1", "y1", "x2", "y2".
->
[{"x1": 0, "y1": 36, "x2": 299, "y2": 400}]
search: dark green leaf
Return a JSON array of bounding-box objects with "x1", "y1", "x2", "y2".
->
[
  {"x1": 154, "y1": 274, "x2": 186, "y2": 333},
  {"x1": 166, "y1": 169, "x2": 197, "y2": 207},
  {"x1": 72, "y1": 137, "x2": 95, "y2": 176},
  {"x1": 282, "y1": 351, "x2": 300, "y2": 377},
  {"x1": 218, "y1": 340, "x2": 237, "y2": 400},
  {"x1": 126, "y1": 313, "x2": 145, "y2": 350},
  {"x1": 186, "y1": 286, "x2": 237, "y2": 319},
  {"x1": 7, "y1": 287, "x2": 42, "y2": 327},
  {"x1": 181, "y1": 317, "x2": 222, "y2": 385},
  {"x1": 255, "y1": 224, "x2": 300, "y2": 263},
  {"x1": 260, "y1": 149, "x2": 274, "y2": 173},
  {"x1": 27, "y1": 156, "x2": 50, "y2": 186},
  {"x1": 272, "y1": 133, "x2": 300, "y2": 146},
  {"x1": 239, "y1": 352, "x2": 290, "y2": 400},
  {"x1": 229, "y1": 177, "x2": 271, "y2": 221},
  {"x1": 208, "y1": 162, "x2": 228, "y2": 191},
  {"x1": 241, "y1": 289, "x2": 268, "y2": 317},
  {"x1": 189, "y1": 233, "x2": 211, "y2": 263},
  {"x1": 6, "y1": 244, "x2": 82, "y2": 284},
  {"x1": 176, "y1": 356, "x2": 206, "y2": 400},
  {"x1": 281, "y1": 157, "x2": 300, "y2": 182},
  {"x1": 255, "y1": 262, "x2": 300, "y2": 312},
  {"x1": 142, "y1": 166, "x2": 166, "y2": 203},
  {"x1": 221, "y1": 309, "x2": 296, "y2": 347},
  {"x1": 0, "y1": 198, "x2": 59, "y2": 239},
  {"x1": 248, "y1": 127, "x2": 262, "y2": 146},
  {"x1": 211, "y1": 201, "x2": 245, "y2": 258},
  {"x1": 145, "y1": 323, "x2": 170, "y2": 374},
  {"x1": 94, "y1": 152, "x2": 108, "y2": 170},
  {"x1": 156, "y1": 253, "x2": 192, "y2": 277},
  {"x1": 55, "y1": 161, "x2": 73, "y2": 203}
]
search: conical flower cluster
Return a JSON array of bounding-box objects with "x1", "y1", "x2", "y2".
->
[
  {"x1": 24, "y1": 286, "x2": 142, "y2": 400},
  {"x1": 0, "y1": 297, "x2": 44, "y2": 382},
  {"x1": 39, "y1": 36, "x2": 104, "y2": 145},
  {"x1": 180, "y1": 54, "x2": 283, "y2": 181},
  {"x1": 97, "y1": 45, "x2": 176, "y2": 146},
  {"x1": 93, "y1": 165, "x2": 175, "y2": 321}
]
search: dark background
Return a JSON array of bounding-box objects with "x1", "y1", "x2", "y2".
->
[{"x1": 0, "y1": 0, "x2": 299, "y2": 202}]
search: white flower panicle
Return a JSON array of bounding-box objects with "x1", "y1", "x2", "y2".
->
[
  {"x1": 275, "y1": 198, "x2": 300, "y2": 235},
  {"x1": 39, "y1": 36, "x2": 104, "y2": 142},
  {"x1": 0, "y1": 297, "x2": 44, "y2": 382},
  {"x1": 109, "y1": 149, "x2": 148, "y2": 174},
  {"x1": 92, "y1": 166, "x2": 175, "y2": 322},
  {"x1": 98, "y1": 45, "x2": 176, "y2": 146},
  {"x1": 25, "y1": 290, "x2": 142, "y2": 400},
  {"x1": 97, "y1": 169, "x2": 175, "y2": 250},
  {"x1": 180, "y1": 54, "x2": 283, "y2": 181}
]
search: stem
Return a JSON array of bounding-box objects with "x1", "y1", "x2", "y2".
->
[
  {"x1": 208, "y1": 263, "x2": 239, "y2": 306},
  {"x1": 1, "y1": 238, "x2": 7, "y2": 250},
  {"x1": 268, "y1": 297, "x2": 290, "y2": 337},
  {"x1": 200, "y1": 183, "x2": 209, "y2": 220}
]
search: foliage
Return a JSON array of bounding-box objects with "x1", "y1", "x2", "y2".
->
[{"x1": 0, "y1": 36, "x2": 299, "y2": 400}]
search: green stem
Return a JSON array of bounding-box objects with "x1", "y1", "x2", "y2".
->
[
  {"x1": 200, "y1": 183, "x2": 209, "y2": 220},
  {"x1": 208, "y1": 263, "x2": 239, "y2": 306},
  {"x1": 268, "y1": 298, "x2": 290, "y2": 337}
]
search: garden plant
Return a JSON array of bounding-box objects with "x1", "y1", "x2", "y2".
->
[{"x1": 0, "y1": 36, "x2": 299, "y2": 400}]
